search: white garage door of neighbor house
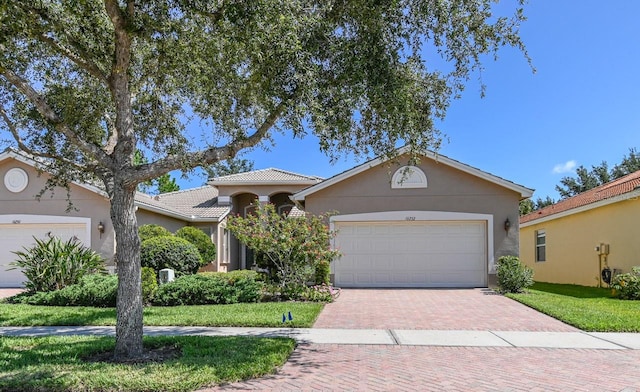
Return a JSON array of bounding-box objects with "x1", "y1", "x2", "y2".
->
[
  {"x1": 334, "y1": 221, "x2": 487, "y2": 288},
  {"x1": 0, "y1": 222, "x2": 89, "y2": 287}
]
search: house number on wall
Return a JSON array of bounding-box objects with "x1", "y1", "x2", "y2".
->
[{"x1": 405, "y1": 216, "x2": 416, "y2": 221}]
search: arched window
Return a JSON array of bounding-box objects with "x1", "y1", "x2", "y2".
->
[{"x1": 391, "y1": 166, "x2": 428, "y2": 189}]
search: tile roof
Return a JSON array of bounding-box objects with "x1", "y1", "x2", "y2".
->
[
  {"x1": 135, "y1": 186, "x2": 230, "y2": 220},
  {"x1": 287, "y1": 206, "x2": 306, "y2": 218},
  {"x1": 520, "y1": 170, "x2": 640, "y2": 224},
  {"x1": 209, "y1": 168, "x2": 323, "y2": 185}
]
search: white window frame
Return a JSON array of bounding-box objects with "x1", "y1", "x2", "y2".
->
[{"x1": 535, "y1": 229, "x2": 546, "y2": 262}]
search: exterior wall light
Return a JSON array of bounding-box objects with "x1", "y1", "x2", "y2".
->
[
  {"x1": 504, "y1": 218, "x2": 511, "y2": 233},
  {"x1": 98, "y1": 221, "x2": 105, "y2": 238}
]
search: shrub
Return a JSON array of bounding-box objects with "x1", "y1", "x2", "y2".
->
[
  {"x1": 314, "y1": 260, "x2": 331, "y2": 285},
  {"x1": 141, "y1": 236, "x2": 202, "y2": 275},
  {"x1": 496, "y1": 255, "x2": 534, "y2": 293},
  {"x1": 10, "y1": 236, "x2": 106, "y2": 292},
  {"x1": 611, "y1": 267, "x2": 640, "y2": 300},
  {"x1": 175, "y1": 226, "x2": 216, "y2": 265},
  {"x1": 227, "y1": 202, "x2": 339, "y2": 289},
  {"x1": 141, "y1": 267, "x2": 159, "y2": 304},
  {"x1": 138, "y1": 224, "x2": 172, "y2": 243},
  {"x1": 9, "y1": 274, "x2": 118, "y2": 307},
  {"x1": 153, "y1": 270, "x2": 262, "y2": 306},
  {"x1": 263, "y1": 283, "x2": 340, "y2": 302}
]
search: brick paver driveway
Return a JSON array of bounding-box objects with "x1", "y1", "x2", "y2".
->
[
  {"x1": 207, "y1": 289, "x2": 640, "y2": 391},
  {"x1": 313, "y1": 288, "x2": 577, "y2": 331}
]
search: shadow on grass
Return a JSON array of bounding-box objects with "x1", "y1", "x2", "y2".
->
[
  {"x1": 0, "y1": 304, "x2": 116, "y2": 326},
  {"x1": 531, "y1": 282, "x2": 613, "y2": 299},
  {"x1": 0, "y1": 335, "x2": 296, "y2": 392}
]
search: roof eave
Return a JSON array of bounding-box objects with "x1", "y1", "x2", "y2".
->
[
  {"x1": 520, "y1": 188, "x2": 640, "y2": 228},
  {"x1": 135, "y1": 201, "x2": 228, "y2": 223},
  {"x1": 293, "y1": 147, "x2": 534, "y2": 201},
  {"x1": 208, "y1": 180, "x2": 321, "y2": 186}
]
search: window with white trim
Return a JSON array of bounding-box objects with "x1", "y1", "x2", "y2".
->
[
  {"x1": 535, "y1": 230, "x2": 546, "y2": 262},
  {"x1": 222, "y1": 228, "x2": 230, "y2": 263},
  {"x1": 391, "y1": 166, "x2": 428, "y2": 189}
]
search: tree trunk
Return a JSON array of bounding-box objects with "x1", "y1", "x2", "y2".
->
[{"x1": 111, "y1": 181, "x2": 144, "y2": 360}]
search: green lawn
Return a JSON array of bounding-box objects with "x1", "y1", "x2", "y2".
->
[
  {"x1": 0, "y1": 335, "x2": 295, "y2": 391},
  {"x1": 0, "y1": 302, "x2": 324, "y2": 328},
  {"x1": 506, "y1": 282, "x2": 640, "y2": 332}
]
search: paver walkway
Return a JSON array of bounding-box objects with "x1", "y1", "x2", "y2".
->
[
  {"x1": 314, "y1": 288, "x2": 577, "y2": 331},
  {"x1": 0, "y1": 288, "x2": 23, "y2": 299},
  {"x1": 213, "y1": 344, "x2": 640, "y2": 391},
  {"x1": 208, "y1": 289, "x2": 639, "y2": 391}
]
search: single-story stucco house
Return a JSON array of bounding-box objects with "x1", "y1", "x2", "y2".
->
[
  {"x1": 1, "y1": 146, "x2": 533, "y2": 288},
  {"x1": 520, "y1": 170, "x2": 640, "y2": 287}
]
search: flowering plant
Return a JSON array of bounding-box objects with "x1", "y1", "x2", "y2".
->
[{"x1": 227, "y1": 202, "x2": 340, "y2": 289}]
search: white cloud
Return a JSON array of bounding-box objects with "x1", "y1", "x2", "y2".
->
[{"x1": 552, "y1": 160, "x2": 577, "y2": 174}]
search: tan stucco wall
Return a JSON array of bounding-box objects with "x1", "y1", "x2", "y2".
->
[
  {"x1": 135, "y1": 209, "x2": 189, "y2": 233},
  {"x1": 0, "y1": 158, "x2": 115, "y2": 263},
  {"x1": 303, "y1": 157, "x2": 523, "y2": 277},
  {"x1": 520, "y1": 198, "x2": 640, "y2": 287}
]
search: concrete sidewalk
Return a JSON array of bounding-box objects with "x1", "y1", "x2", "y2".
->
[{"x1": 1, "y1": 326, "x2": 639, "y2": 350}]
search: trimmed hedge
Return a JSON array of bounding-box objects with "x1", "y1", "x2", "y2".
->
[
  {"x1": 138, "y1": 224, "x2": 172, "y2": 243},
  {"x1": 175, "y1": 226, "x2": 216, "y2": 264},
  {"x1": 153, "y1": 270, "x2": 262, "y2": 306},
  {"x1": 9, "y1": 274, "x2": 118, "y2": 307},
  {"x1": 141, "y1": 236, "x2": 202, "y2": 275}
]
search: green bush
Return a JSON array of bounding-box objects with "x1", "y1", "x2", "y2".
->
[
  {"x1": 10, "y1": 236, "x2": 106, "y2": 292},
  {"x1": 9, "y1": 274, "x2": 118, "y2": 307},
  {"x1": 141, "y1": 267, "x2": 158, "y2": 304},
  {"x1": 496, "y1": 255, "x2": 534, "y2": 293},
  {"x1": 141, "y1": 236, "x2": 202, "y2": 275},
  {"x1": 153, "y1": 271, "x2": 262, "y2": 306},
  {"x1": 175, "y1": 226, "x2": 216, "y2": 265},
  {"x1": 611, "y1": 267, "x2": 640, "y2": 300},
  {"x1": 263, "y1": 282, "x2": 340, "y2": 302},
  {"x1": 314, "y1": 260, "x2": 331, "y2": 285},
  {"x1": 138, "y1": 224, "x2": 172, "y2": 243}
]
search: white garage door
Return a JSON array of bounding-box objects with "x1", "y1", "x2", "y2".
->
[
  {"x1": 0, "y1": 222, "x2": 89, "y2": 287},
  {"x1": 334, "y1": 220, "x2": 487, "y2": 288}
]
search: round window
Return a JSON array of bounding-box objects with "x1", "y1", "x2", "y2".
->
[{"x1": 4, "y1": 167, "x2": 29, "y2": 193}]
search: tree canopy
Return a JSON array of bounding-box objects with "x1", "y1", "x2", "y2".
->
[
  {"x1": 0, "y1": 0, "x2": 530, "y2": 360},
  {"x1": 556, "y1": 148, "x2": 640, "y2": 199},
  {"x1": 204, "y1": 157, "x2": 255, "y2": 179},
  {"x1": 521, "y1": 147, "x2": 640, "y2": 216}
]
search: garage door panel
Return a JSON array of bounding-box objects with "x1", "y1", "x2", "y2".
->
[{"x1": 334, "y1": 220, "x2": 486, "y2": 288}]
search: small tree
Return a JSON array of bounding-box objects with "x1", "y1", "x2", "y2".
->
[{"x1": 227, "y1": 203, "x2": 339, "y2": 288}]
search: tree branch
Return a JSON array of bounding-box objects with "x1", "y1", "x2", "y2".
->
[
  {"x1": 178, "y1": 0, "x2": 231, "y2": 24},
  {"x1": 36, "y1": 33, "x2": 108, "y2": 82},
  {"x1": 130, "y1": 98, "x2": 291, "y2": 185},
  {"x1": 104, "y1": 0, "x2": 137, "y2": 162},
  {"x1": 0, "y1": 104, "x2": 102, "y2": 173},
  {"x1": 0, "y1": 68, "x2": 111, "y2": 168}
]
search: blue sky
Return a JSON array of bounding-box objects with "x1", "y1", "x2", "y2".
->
[{"x1": 176, "y1": 1, "x2": 640, "y2": 201}]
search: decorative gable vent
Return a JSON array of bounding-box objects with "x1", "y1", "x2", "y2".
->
[{"x1": 391, "y1": 166, "x2": 428, "y2": 189}]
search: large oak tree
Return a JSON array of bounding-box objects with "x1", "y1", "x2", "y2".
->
[{"x1": 0, "y1": 0, "x2": 529, "y2": 360}]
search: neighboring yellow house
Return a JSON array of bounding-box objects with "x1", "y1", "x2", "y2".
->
[{"x1": 520, "y1": 170, "x2": 640, "y2": 287}]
